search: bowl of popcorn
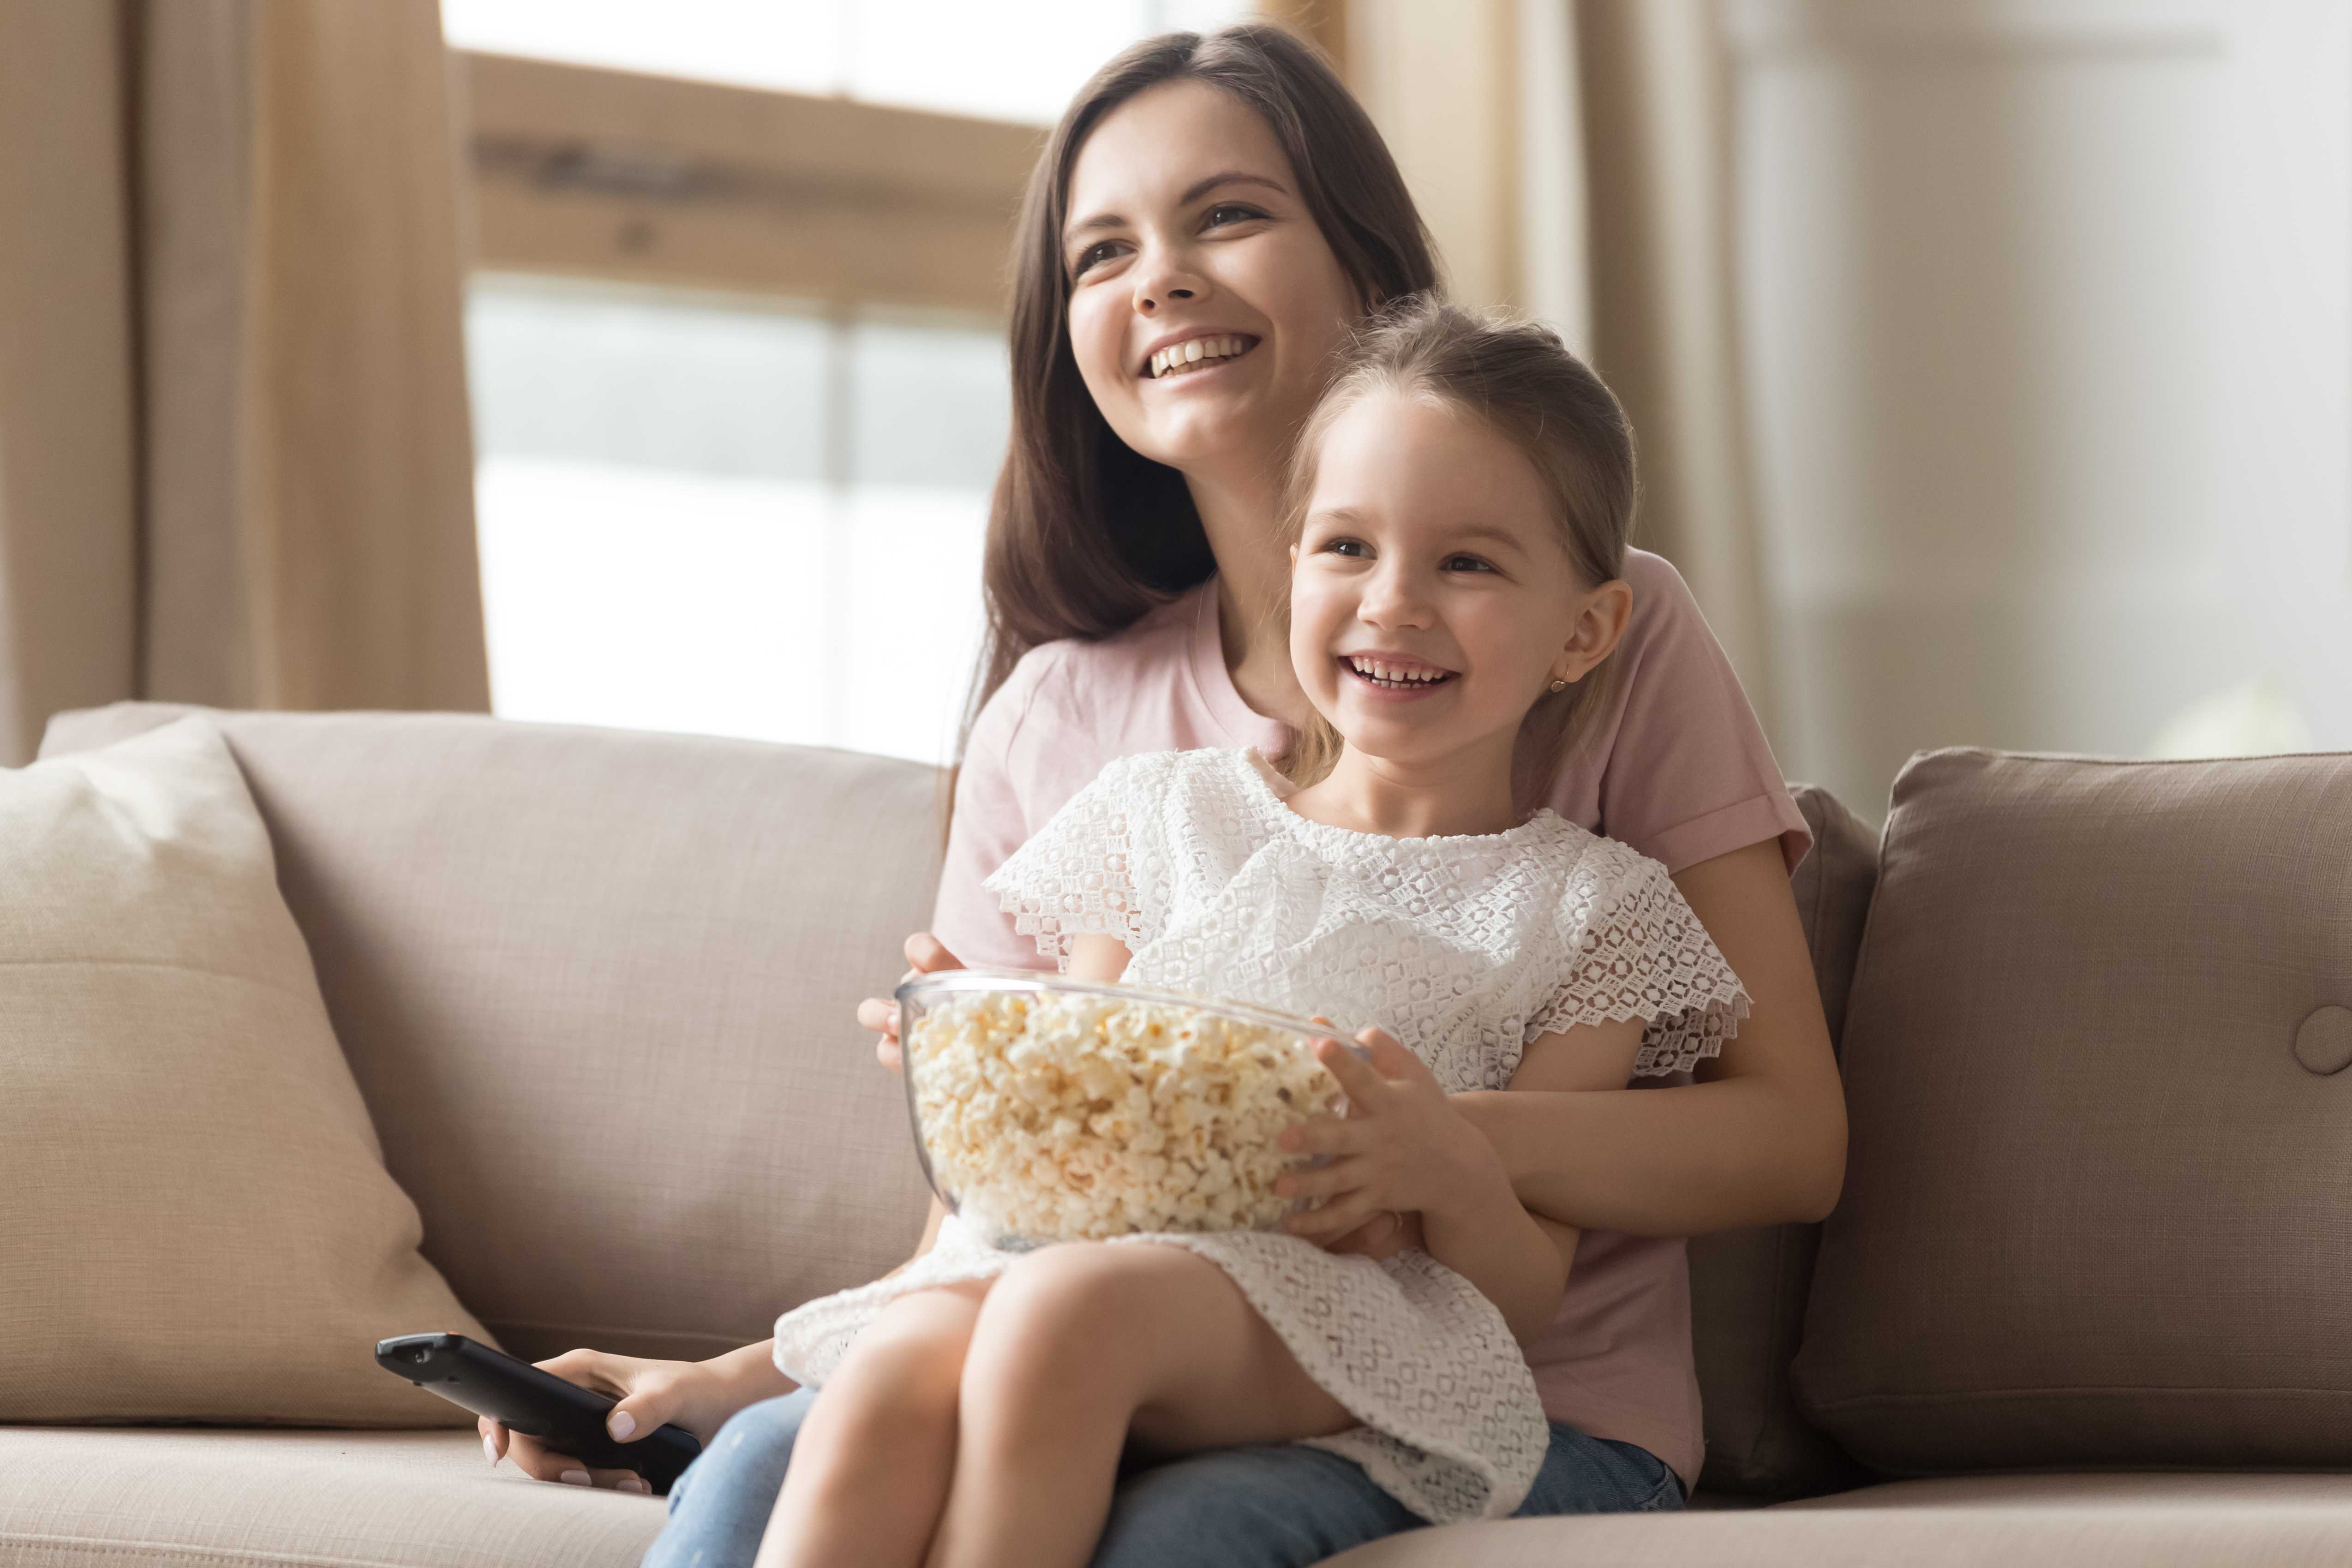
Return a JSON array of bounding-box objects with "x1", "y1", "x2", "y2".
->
[{"x1": 897, "y1": 970, "x2": 1346, "y2": 1247}]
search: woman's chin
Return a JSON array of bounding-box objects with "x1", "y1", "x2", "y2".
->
[{"x1": 1116, "y1": 399, "x2": 1299, "y2": 476}]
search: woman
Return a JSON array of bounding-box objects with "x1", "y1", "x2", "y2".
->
[{"x1": 490, "y1": 25, "x2": 1844, "y2": 1568}]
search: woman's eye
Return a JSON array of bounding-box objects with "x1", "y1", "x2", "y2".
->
[
  {"x1": 1071, "y1": 240, "x2": 1130, "y2": 278},
  {"x1": 1204, "y1": 203, "x2": 1267, "y2": 230}
]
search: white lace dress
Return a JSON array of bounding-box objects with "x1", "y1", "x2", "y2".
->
[{"x1": 774, "y1": 748, "x2": 1748, "y2": 1524}]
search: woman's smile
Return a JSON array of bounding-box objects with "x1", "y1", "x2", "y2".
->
[{"x1": 1143, "y1": 332, "x2": 1262, "y2": 379}]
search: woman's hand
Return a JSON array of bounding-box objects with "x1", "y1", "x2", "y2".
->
[
  {"x1": 482, "y1": 1340, "x2": 794, "y2": 1490},
  {"x1": 1275, "y1": 1028, "x2": 1508, "y2": 1243},
  {"x1": 855, "y1": 934, "x2": 964, "y2": 1074}
]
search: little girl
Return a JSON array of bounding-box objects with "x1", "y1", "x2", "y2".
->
[{"x1": 760, "y1": 296, "x2": 1748, "y2": 1568}]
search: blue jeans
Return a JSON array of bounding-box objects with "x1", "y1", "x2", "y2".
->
[{"x1": 643, "y1": 1386, "x2": 1681, "y2": 1568}]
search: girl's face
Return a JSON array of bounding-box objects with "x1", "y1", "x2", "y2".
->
[
  {"x1": 1061, "y1": 80, "x2": 1359, "y2": 481},
  {"x1": 1290, "y1": 392, "x2": 1605, "y2": 776}
]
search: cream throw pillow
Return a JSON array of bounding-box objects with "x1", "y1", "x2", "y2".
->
[{"x1": 0, "y1": 717, "x2": 489, "y2": 1424}]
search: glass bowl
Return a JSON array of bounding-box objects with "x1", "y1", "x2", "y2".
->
[{"x1": 897, "y1": 969, "x2": 1345, "y2": 1247}]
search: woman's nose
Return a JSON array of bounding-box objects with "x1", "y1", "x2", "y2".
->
[{"x1": 1134, "y1": 254, "x2": 1205, "y2": 313}]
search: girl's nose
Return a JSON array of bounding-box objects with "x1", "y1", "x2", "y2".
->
[{"x1": 1359, "y1": 565, "x2": 1433, "y2": 628}]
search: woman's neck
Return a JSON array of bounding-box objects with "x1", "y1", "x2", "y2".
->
[
  {"x1": 1185, "y1": 462, "x2": 1308, "y2": 728},
  {"x1": 1288, "y1": 736, "x2": 1523, "y2": 841}
]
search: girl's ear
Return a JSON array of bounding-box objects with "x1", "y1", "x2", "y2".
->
[
  {"x1": 1289, "y1": 544, "x2": 1299, "y2": 567},
  {"x1": 1553, "y1": 580, "x2": 1635, "y2": 684}
]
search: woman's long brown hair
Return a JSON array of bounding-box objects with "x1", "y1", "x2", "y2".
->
[{"x1": 968, "y1": 24, "x2": 1439, "y2": 742}]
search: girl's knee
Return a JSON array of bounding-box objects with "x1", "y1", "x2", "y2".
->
[
  {"x1": 832, "y1": 1292, "x2": 977, "y2": 1419},
  {"x1": 970, "y1": 1245, "x2": 1211, "y2": 1390}
]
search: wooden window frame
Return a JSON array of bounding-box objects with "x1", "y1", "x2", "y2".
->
[
  {"x1": 456, "y1": 51, "x2": 1043, "y2": 316},
  {"x1": 453, "y1": 7, "x2": 1348, "y2": 316}
]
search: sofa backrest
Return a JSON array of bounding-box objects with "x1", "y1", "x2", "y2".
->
[
  {"x1": 42, "y1": 704, "x2": 942, "y2": 1365},
  {"x1": 39, "y1": 704, "x2": 1885, "y2": 1460},
  {"x1": 1687, "y1": 782, "x2": 1877, "y2": 1499}
]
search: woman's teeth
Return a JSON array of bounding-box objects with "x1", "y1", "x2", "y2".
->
[
  {"x1": 1149, "y1": 335, "x2": 1252, "y2": 378},
  {"x1": 1347, "y1": 657, "x2": 1451, "y2": 688}
]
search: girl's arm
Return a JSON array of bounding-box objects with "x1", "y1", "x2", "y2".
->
[
  {"x1": 1451, "y1": 838, "x2": 1849, "y2": 1234},
  {"x1": 1278, "y1": 1029, "x2": 1612, "y2": 1345}
]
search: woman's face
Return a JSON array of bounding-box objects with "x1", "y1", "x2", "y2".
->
[
  {"x1": 1061, "y1": 79, "x2": 1360, "y2": 483},
  {"x1": 1290, "y1": 391, "x2": 1592, "y2": 775}
]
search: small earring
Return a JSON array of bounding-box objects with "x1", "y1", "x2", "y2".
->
[{"x1": 1548, "y1": 676, "x2": 1569, "y2": 693}]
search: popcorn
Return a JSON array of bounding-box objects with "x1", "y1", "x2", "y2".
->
[{"x1": 906, "y1": 988, "x2": 1343, "y2": 1244}]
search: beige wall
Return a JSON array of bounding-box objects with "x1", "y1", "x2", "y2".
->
[{"x1": 1730, "y1": 0, "x2": 2352, "y2": 814}]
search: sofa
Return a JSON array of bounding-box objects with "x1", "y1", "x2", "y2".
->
[{"x1": 5, "y1": 701, "x2": 2349, "y2": 1568}]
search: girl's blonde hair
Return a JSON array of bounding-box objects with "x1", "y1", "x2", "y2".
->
[{"x1": 1279, "y1": 293, "x2": 1637, "y2": 789}]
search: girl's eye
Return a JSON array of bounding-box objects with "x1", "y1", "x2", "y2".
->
[
  {"x1": 1071, "y1": 239, "x2": 1131, "y2": 278},
  {"x1": 1204, "y1": 203, "x2": 1268, "y2": 230},
  {"x1": 1442, "y1": 554, "x2": 1496, "y2": 574},
  {"x1": 1321, "y1": 538, "x2": 1371, "y2": 559}
]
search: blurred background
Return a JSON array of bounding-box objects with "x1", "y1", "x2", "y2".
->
[{"x1": 2, "y1": 0, "x2": 2347, "y2": 817}]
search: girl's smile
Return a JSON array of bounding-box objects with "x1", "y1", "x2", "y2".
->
[{"x1": 1339, "y1": 652, "x2": 1457, "y2": 696}]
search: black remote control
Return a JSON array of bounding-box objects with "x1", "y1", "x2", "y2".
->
[{"x1": 376, "y1": 1332, "x2": 702, "y2": 1493}]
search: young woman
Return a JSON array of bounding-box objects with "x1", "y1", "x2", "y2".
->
[{"x1": 486, "y1": 25, "x2": 1845, "y2": 1568}]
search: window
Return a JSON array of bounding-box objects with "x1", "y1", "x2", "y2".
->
[
  {"x1": 449, "y1": 4, "x2": 1258, "y2": 762},
  {"x1": 446, "y1": 0, "x2": 1258, "y2": 127}
]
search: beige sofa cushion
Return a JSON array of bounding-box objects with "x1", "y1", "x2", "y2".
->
[
  {"x1": 0, "y1": 1427, "x2": 664, "y2": 1568},
  {"x1": 40, "y1": 705, "x2": 943, "y2": 1366},
  {"x1": 0, "y1": 718, "x2": 483, "y2": 1424},
  {"x1": 1793, "y1": 747, "x2": 2352, "y2": 1472},
  {"x1": 1319, "y1": 1473, "x2": 2352, "y2": 1567}
]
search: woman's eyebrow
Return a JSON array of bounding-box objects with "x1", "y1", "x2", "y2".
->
[
  {"x1": 1178, "y1": 171, "x2": 1289, "y2": 204},
  {"x1": 1065, "y1": 172, "x2": 1292, "y2": 245}
]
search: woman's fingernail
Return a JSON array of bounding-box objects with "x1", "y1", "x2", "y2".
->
[
  {"x1": 483, "y1": 1433, "x2": 499, "y2": 1467},
  {"x1": 608, "y1": 1410, "x2": 636, "y2": 1441},
  {"x1": 560, "y1": 1470, "x2": 591, "y2": 1486},
  {"x1": 619, "y1": 1475, "x2": 652, "y2": 1495}
]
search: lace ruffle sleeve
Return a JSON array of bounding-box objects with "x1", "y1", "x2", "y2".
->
[
  {"x1": 1529, "y1": 842, "x2": 1752, "y2": 1077},
  {"x1": 982, "y1": 754, "x2": 1156, "y2": 967}
]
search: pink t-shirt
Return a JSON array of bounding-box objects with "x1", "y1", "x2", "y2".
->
[{"x1": 931, "y1": 548, "x2": 1809, "y2": 1490}]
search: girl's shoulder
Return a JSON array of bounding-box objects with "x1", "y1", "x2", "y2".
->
[{"x1": 1520, "y1": 814, "x2": 1680, "y2": 916}]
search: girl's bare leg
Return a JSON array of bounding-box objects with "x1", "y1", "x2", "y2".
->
[
  {"x1": 923, "y1": 1246, "x2": 1351, "y2": 1568},
  {"x1": 757, "y1": 1284, "x2": 986, "y2": 1568}
]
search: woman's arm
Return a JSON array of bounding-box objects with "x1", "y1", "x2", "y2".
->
[{"x1": 1451, "y1": 838, "x2": 1848, "y2": 1234}]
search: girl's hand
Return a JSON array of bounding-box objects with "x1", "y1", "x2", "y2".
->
[
  {"x1": 482, "y1": 1341, "x2": 792, "y2": 1489},
  {"x1": 1275, "y1": 1028, "x2": 1508, "y2": 1243},
  {"x1": 855, "y1": 934, "x2": 964, "y2": 1074}
]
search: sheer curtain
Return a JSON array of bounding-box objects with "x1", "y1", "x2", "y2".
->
[
  {"x1": 1574, "y1": 0, "x2": 1777, "y2": 742},
  {"x1": 0, "y1": 0, "x2": 486, "y2": 766}
]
